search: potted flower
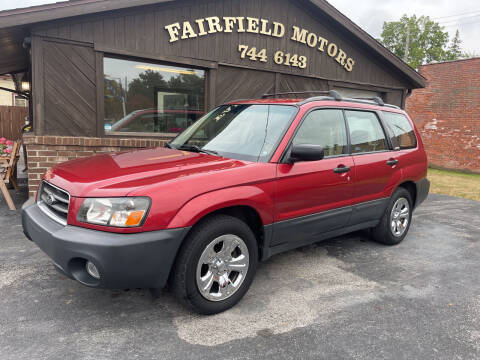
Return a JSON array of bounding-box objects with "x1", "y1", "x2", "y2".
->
[{"x1": 0, "y1": 138, "x2": 13, "y2": 157}]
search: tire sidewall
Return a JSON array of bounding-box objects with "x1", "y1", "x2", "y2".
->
[{"x1": 183, "y1": 216, "x2": 258, "y2": 314}]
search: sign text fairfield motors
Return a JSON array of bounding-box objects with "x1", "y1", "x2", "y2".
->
[{"x1": 164, "y1": 16, "x2": 355, "y2": 72}]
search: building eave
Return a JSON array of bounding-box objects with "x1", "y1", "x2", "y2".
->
[{"x1": 0, "y1": 0, "x2": 426, "y2": 88}]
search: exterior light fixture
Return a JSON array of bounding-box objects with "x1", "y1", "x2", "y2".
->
[{"x1": 21, "y1": 81, "x2": 30, "y2": 92}]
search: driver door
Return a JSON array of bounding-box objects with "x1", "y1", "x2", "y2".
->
[{"x1": 272, "y1": 108, "x2": 355, "y2": 247}]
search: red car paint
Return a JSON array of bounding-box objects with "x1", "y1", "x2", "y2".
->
[{"x1": 41, "y1": 99, "x2": 428, "y2": 234}]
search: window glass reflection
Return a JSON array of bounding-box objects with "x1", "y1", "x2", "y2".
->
[{"x1": 104, "y1": 57, "x2": 205, "y2": 134}]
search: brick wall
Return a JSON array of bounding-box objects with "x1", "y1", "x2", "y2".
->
[
  {"x1": 24, "y1": 135, "x2": 169, "y2": 197},
  {"x1": 406, "y1": 58, "x2": 480, "y2": 173}
]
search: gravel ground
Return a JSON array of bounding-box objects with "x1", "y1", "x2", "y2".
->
[{"x1": 1, "y1": 188, "x2": 479, "y2": 359}]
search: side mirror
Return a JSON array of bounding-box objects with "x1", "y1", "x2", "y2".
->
[{"x1": 289, "y1": 144, "x2": 325, "y2": 163}]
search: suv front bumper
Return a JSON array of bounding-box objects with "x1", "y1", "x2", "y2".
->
[{"x1": 22, "y1": 202, "x2": 190, "y2": 289}]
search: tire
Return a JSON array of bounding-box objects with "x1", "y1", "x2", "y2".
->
[
  {"x1": 372, "y1": 187, "x2": 413, "y2": 245},
  {"x1": 170, "y1": 215, "x2": 258, "y2": 315}
]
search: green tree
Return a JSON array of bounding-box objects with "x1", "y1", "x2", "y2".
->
[
  {"x1": 127, "y1": 70, "x2": 167, "y2": 112},
  {"x1": 461, "y1": 50, "x2": 477, "y2": 59},
  {"x1": 380, "y1": 15, "x2": 458, "y2": 68},
  {"x1": 167, "y1": 73, "x2": 206, "y2": 110},
  {"x1": 446, "y1": 30, "x2": 462, "y2": 60},
  {"x1": 104, "y1": 77, "x2": 126, "y2": 122}
]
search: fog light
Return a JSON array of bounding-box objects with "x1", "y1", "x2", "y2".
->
[{"x1": 86, "y1": 261, "x2": 100, "y2": 280}]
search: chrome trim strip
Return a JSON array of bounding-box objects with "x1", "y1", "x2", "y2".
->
[
  {"x1": 37, "y1": 201, "x2": 68, "y2": 226},
  {"x1": 41, "y1": 181, "x2": 71, "y2": 204},
  {"x1": 42, "y1": 186, "x2": 69, "y2": 203}
]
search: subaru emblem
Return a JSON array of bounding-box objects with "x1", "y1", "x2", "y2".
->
[{"x1": 46, "y1": 193, "x2": 56, "y2": 205}]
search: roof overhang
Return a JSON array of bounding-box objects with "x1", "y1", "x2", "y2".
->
[
  {"x1": 0, "y1": 27, "x2": 29, "y2": 75},
  {"x1": 0, "y1": 0, "x2": 426, "y2": 88},
  {"x1": 0, "y1": 0, "x2": 174, "y2": 29}
]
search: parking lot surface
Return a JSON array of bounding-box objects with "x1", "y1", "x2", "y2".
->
[{"x1": 1, "y1": 190, "x2": 479, "y2": 359}]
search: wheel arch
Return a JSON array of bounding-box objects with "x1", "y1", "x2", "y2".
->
[
  {"x1": 167, "y1": 186, "x2": 274, "y2": 259},
  {"x1": 184, "y1": 205, "x2": 268, "y2": 259},
  {"x1": 397, "y1": 180, "x2": 417, "y2": 207}
]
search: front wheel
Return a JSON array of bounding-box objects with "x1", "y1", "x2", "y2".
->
[
  {"x1": 170, "y1": 215, "x2": 258, "y2": 314},
  {"x1": 372, "y1": 188, "x2": 413, "y2": 245}
]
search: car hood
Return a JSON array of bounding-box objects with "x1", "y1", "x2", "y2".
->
[{"x1": 45, "y1": 147, "x2": 250, "y2": 197}]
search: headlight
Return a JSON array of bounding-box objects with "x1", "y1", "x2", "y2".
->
[{"x1": 77, "y1": 197, "x2": 150, "y2": 227}]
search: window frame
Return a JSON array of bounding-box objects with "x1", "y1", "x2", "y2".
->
[
  {"x1": 379, "y1": 110, "x2": 418, "y2": 150},
  {"x1": 293, "y1": 108, "x2": 350, "y2": 159},
  {"x1": 280, "y1": 107, "x2": 353, "y2": 163},
  {"x1": 13, "y1": 94, "x2": 28, "y2": 107},
  {"x1": 279, "y1": 107, "x2": 397, "y2": 163},
  {"x1": 101, "y1": 54, "x2": 208, "y2": 138},
  {"x1": 343, "y1": 109, "x2": 393, "y2": 156}
]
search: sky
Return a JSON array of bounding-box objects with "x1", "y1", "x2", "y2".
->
[
  {"x1": 328, "y1": 0, "x2": 480, "y2": 55},
  {"x1": 1, "y1": 0, "x2": 479, "y2": 54}
]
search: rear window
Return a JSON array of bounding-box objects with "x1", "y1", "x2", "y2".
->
[{"x1": 382, "y1": 112, "x2": 417, "y2": 149}]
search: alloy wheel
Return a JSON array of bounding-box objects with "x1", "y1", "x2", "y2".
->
[
  {"x1": 196, "y1": 234, "x2": 249, "y2": 301},
  {"x1": 390, "y1": 197, "x2": 410, "y2": 237}
]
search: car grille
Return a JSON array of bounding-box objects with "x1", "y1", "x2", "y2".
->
[{"x1": 37, "y1": 181, "x2": 70, "y2": 225}]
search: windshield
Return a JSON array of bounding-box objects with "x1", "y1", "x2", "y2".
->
[{"x1": 170, "y1": 104, "x2": 297, "y2": 162}]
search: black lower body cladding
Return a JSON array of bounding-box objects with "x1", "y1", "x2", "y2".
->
[
  {"x1": 22, "y1": 202, "x2": 190, "y2": 289},
  {"x1": 415, "y1": 177, "x2": 430, "y2": 208}
]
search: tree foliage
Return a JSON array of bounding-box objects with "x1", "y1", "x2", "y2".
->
[
  {"x1": 447, "y1": 30, "x2": 462, "y2": 61},
  {"x1": 461, "y1": 50, "x2": 478, "y2": 59},
  {"x1": 380, "y1": 15, "x2": 462, "y2": 68}
]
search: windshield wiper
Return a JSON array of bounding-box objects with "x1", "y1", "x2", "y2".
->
[
  {"x1": 164, "y1": 143, "x2": 174, "y2": 149},
  {"x1": 178, "y1": 144, "x2": 218, "y2": 155}
]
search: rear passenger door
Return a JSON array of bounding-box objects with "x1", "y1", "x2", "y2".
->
[{"x1": 344, "y1": 110, "x2": 400, "y2": 224}]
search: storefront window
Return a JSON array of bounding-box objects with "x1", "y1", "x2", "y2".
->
[{"x1": 103, "y1": 57, "x2": 206, "y2": 135}]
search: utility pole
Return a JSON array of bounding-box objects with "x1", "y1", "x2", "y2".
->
[{"x1": 404, "y1": 24, "x2": 410, "y2": 62}]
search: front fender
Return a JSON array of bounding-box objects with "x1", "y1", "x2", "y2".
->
[{"x1": 167, "y1": 185, "x2": 275, "y2": 229}]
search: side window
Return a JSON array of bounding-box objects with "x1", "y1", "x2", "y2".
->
[
  {"x1": 382, "y1": 112, "x2": 417, "y2": 149},
  {"x1": 345, "y1": 111, "x2": 388, "y2": 154},
  {"x1": 292, "y1": 109, "x2": 347, "y2": 157}
]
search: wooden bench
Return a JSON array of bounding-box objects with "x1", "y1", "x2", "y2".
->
[{"x1": 0, "y1": 141, "x2": 21, "y2": 211}]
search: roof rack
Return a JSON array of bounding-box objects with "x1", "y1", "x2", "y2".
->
[
  {"x1": 353, "y1": 96, "x2": 384, "y2": 106},
  {"x1": 229, "y1": 91, "x2": 399, "y2": 109},
  {"x1": 262, "y1": 90, "x2": 343, "y2": 101},
  {"x1": 299, "y1": 94, "x2": 400, "y2": 109}
]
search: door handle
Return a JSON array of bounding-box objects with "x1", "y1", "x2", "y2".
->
[
  {"x1": 333, "y1": 165, "x2": 351, "y2": 174},
  {"x1": 387, "y1": 159, "x2": 399, "y2": 166}
]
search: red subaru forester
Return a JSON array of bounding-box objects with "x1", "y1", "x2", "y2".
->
[{"x1": 22, "y1": 91, "x2": 429, "y2": 314}]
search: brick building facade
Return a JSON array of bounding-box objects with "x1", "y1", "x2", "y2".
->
[{"x1": 406, "y1": 58, "x2": 480, "y2": 173}]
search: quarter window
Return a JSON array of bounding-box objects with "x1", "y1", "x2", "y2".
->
[
  {"x1": 382, "y1": 112, "x2": 417, "y2": 149},
  {"x1": 292, "y1": 109, "x2": 348, "y2": 157},
  {"x1": 345, "y1": 111, "x2": 388, "y2": 153}
]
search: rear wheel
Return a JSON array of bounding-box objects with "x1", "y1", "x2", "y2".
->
[
  {"x1": 170, "y1": 215, "x2": 258, "y2": 314},
  {"x1": 372, "y1": 187, "x2": 413, "y2": 245}
]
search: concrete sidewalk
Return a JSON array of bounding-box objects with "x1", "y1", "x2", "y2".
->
[{"x1": 1, "y1": 191, "x2": 479, "y2": 359}]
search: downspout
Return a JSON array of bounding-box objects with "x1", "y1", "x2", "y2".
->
[{"x1": 402, "y1": 88, "x2": 412, "y2": 109}]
